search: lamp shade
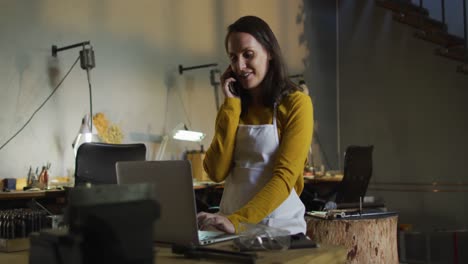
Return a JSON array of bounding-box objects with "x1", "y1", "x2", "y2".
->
[
  {"x1": 72, "y1": 114, "x2": 100, "y2": 156},
  {"x1": 173, "y1": 130, "x2": 205, "y2": 142}
]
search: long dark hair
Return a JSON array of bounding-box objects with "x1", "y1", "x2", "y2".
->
[{"x1": 225, "y1": 16, "x2": 301, "y2": 113}]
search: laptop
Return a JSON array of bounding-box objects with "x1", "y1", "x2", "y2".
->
[{"x1": 115, "y1": 160, "x2": 238, "y2": 246}]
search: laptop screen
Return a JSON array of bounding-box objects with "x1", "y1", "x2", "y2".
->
[{"x1": 116, "y1": 160, "x2": 200, "y2": 245}]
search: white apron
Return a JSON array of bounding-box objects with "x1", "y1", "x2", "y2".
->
[{"x1": 219, "y1": 104, "x2": 306, "y2": 234}]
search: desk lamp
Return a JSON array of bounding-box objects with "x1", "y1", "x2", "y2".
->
[
  {"x1": 72, "y1": 113, "x2": 100, "y2": 157},
  {"x1": 154, "y1": 63, "x2": 213, "y2": 160},
  {"x1": 155, "y1": 123, "x2": 205, "y2": 160},
  {"x1": 51, "y1": 41, "x2": 99, "y2": 156}
]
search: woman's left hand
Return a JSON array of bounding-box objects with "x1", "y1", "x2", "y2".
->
[
  {"x1": 197, "y1": 212, "x2": 235, "y2": 234},
  {"x1": 220, "y1": 66, "x2": 239, "y2": 98}
]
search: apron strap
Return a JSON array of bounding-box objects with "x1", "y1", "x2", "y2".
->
[{"x1": 273, "y1": 103, "x2": 279, "y2": 144}]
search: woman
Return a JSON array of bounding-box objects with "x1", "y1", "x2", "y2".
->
[{"x1": 197, "y1": 16, "x2": 313, "y2": 235}]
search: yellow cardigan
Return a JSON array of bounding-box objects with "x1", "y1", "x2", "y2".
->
[{"x1": 203, "y1": 91, "x2": 313, "y2": 233}]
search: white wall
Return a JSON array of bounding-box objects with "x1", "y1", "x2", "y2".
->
[{"x1": 0, "y1": 0, "x2": 307, "y2": 180}]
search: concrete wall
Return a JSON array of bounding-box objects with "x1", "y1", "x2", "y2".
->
[
  {"x1": 339, "y1": 0, "x2": 468, "y2": 231},
  {"x1": 302, "y1": 1, "x2": 339, "y2": 170},
  {"x1": 0, "y1": 0, "x2": 307, "y2": 180}
]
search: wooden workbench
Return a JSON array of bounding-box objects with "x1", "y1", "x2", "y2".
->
[{"x1": 0, "y1": 242, "x2": 347, "y2": 264}]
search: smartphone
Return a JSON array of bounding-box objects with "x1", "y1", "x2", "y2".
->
[{"x1": 228, "y1": 72, "x2": 241, "y2": 96}]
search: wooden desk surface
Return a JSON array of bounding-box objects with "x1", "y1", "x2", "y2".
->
[
  {"x1": 193, "y1": 181, "x2": 224, "y2": 190},
  {"x1": 194, "y1": 175, "x2": 344, "y2": 190},
  {"x1": 304, "y1": 175, "x2": 343, "y2": 183},
  {"x1": 1, "y1": 242, "x2": 346, "y2": 264},
  {"x1": 0, "y1": 189, "x2": 66, "y2": 200}
]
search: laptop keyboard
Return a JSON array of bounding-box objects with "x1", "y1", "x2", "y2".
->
[{"x1": 198, "y1": 230, "x2": 225, "y2": 240}]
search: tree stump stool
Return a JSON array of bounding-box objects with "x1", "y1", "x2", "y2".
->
[{"x1": 306, "y1": 214, "x2": 398, "y2": 264}]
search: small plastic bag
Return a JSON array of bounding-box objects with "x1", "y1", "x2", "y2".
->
[{"x1": 233, "y1": 223, "x2": 291, "y2": 251}]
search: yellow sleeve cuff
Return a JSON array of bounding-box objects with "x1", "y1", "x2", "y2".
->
[{"x1": 226, "y1": 214, "x2": 246, "y2": 234}]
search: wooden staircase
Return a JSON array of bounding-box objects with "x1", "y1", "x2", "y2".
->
[{"x1": 376, "y1": 0, "x2": 468, "y2": 74}]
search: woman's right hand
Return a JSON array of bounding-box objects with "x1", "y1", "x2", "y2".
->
[
  {"x1": 220, "y1": 66, "x2": 239, "y2": 98},
  {"x1": 197, "y1": 211, "x2": 236, "y2": 234}
]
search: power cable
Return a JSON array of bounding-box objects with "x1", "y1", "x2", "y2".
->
[{"x1": 0, "y1": 56, "x2": 80, "y2": 151}]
